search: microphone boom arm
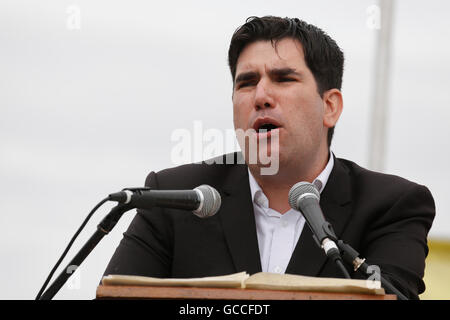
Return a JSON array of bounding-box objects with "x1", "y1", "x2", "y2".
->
[
  {"x1": 38, "y1": 202, "x2": 133, "y2": 300},
  {"x1": 337, "y1": 240, "x2": 409, "y2": 300}
]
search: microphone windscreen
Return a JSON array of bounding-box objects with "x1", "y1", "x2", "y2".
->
[
  {"x1": 288, "y1": 181, "x2": 320, "y2": 210},
  {"x1": 193, "y1": 185, "x2": 221, "y2": 218}
]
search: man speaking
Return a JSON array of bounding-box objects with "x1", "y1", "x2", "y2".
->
[{"x1": 103, "y1": 16, "x2": 435, "y2": 300}]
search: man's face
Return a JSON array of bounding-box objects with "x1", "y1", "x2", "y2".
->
[{"x1": 232, "y1": 38, "x2": 327, "y2": 171}]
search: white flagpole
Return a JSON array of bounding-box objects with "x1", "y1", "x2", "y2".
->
[{"x1": 368, "y1": 0, "x2": 395, "y2": 172}]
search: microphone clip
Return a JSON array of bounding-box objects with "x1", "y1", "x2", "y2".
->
[
  {"x1": 312, "y1": 221, "x2": 339, "y2": 249},
  {"x1": 121, "y1": 187, "x2": 151, "y2": 193},
  {"x1": 108, "y1": 187, "x2": 152, "y2": 203}
]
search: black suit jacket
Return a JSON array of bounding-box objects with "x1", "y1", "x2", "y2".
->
[{"x1": 103, "y1": 153, "x2": 435, "y2": 299}]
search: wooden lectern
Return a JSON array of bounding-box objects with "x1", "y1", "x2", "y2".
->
[{"x1": 96, "y1": 285, "x2": 397, "y2": 300}]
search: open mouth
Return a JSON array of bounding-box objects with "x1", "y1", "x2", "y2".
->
[
  {"x1": 253, "y1": 117, "x2": 282, "y2": 135},
  {"x1": 257, "y1": 123, "x2": 279, "y2": 133}
]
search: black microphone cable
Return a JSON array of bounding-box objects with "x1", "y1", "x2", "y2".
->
[
  {"x1": 335, "y1": 259, "x2": 351, "y2": 279},
  {"x1": 35, "y1": 197, "x2": 109, "y2": 300}
]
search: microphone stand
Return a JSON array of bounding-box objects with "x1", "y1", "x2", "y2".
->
[
  {"x1": 306, "y1": 219, "x2": 408, "y2": 299},
  {"x1": 308, "y1": 220, "x2": 351, "y2": 279},
  {"x1": 39, "y1": 202, "x2": 133, "y2": 300},
  {"x1": 337, "y1": 240, "x2": 409, "y2": 300}
]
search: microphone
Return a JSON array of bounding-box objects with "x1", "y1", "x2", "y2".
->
[
  {"x1": 288, "y1": 182, "x2": 342, "y2": 261},
  {"x1": 288, "y1": 182, "x2": 408, "y2": 297},
  {"x1": 108, "y1": 184, "x2": 221, "y2": 218}
]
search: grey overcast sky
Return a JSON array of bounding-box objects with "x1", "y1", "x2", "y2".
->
[{"x1": 1, "y1": 0, "x2": 449, "y2": 299}]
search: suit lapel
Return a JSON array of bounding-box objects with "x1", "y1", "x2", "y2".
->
[
  {"x1": 286, "y1": 157, "x2": 353, "y2": 276},
  {"x1": 218, "y1": 161, "x2": 262, "y2": 274}
]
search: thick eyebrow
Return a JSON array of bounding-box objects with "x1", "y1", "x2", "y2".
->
[
  {"x1": 234, "y1": 68, "x2": 302, "y2": 85},
  {"x1": 268, "y1": 67, "x2": 302, "y2": 78},
  {"x1": 234, "y1": 71, "x2": 259, "y2": 85}
]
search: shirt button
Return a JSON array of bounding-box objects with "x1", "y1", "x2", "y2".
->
[
  {"x1": 281, "y1": 221, "x2": 288, "y2": 228},
  {"x1": 273, "y1": 266, "x2": 282, "y2": 273}
]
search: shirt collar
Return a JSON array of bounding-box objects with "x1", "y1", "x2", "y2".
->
[{"x1": 248, "y1": 152, "x2": 334, "y2": 206}]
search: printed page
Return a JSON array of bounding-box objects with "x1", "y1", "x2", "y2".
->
[
  {"x1": 102, "y1": 271, "x2": 250, "y2": 288},
  {"x1": 244, "y1": 272, "x2": 385, "y2": 295}
]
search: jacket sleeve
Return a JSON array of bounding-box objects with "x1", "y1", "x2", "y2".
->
[
  {"x1": 358, "y1": 184, "x2": 435, "y2": 299},
  {"x1": 102, "y1": 171, "x2": 173, "y2": 278}
]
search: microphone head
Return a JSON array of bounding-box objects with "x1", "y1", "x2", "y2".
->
[
  {"x1": 288, "y1": 181, "x2": 320, "y2": 210},
  {"x1": 193, "y1": 185, "x2": 221, "y2": 218}
]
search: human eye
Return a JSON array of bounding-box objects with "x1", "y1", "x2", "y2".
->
[
  {"x1": 237, "y1": 80, "x2": 257, "y2": 89},
  {"x1": 278, "y1": 77, "x2": 296, "y2": 82}
]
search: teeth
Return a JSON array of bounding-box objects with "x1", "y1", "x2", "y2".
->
[{"x1": 258, "y1": 123, "x2": 278, "y2": 132}]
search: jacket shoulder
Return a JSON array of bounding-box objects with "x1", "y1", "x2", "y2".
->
[
  {"x1": 338, "y1": 158, "x2": 427, "y2": 190},
  {"x1": 336, "y1": 157, "x2": 435, "y2": 209},
  {"x1": 145, "y1": 152, "x2": 245, "y2": 190}
]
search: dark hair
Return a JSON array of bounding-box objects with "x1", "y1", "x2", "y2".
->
[{"x1": 228, "y1": 16, "x2": 344, "y2": 148}]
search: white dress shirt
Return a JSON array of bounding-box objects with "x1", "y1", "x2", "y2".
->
[{"x1": 248, "y1": 153, "x2": 334, "y2": 274}]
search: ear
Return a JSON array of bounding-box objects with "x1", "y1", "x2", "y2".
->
[{"x1": 322, "y1": 89, "x2": 343, "y2": 129}]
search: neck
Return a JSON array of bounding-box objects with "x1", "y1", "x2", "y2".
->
[{"x1": 249, "y1": 149, "x2": 330, "y2": 214}]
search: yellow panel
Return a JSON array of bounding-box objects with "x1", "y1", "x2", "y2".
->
[{"x1": 420, "y1": 239, "x2": 450, "y2": 300}]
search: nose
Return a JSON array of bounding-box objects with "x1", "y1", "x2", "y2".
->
[{"x1": 254, "y1": 80, "x2": 275, "y2": 111}]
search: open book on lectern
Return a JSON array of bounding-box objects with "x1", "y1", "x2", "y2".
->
[{"x1": 102, "y1": 271, "x2": 385, "y2": 295}]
